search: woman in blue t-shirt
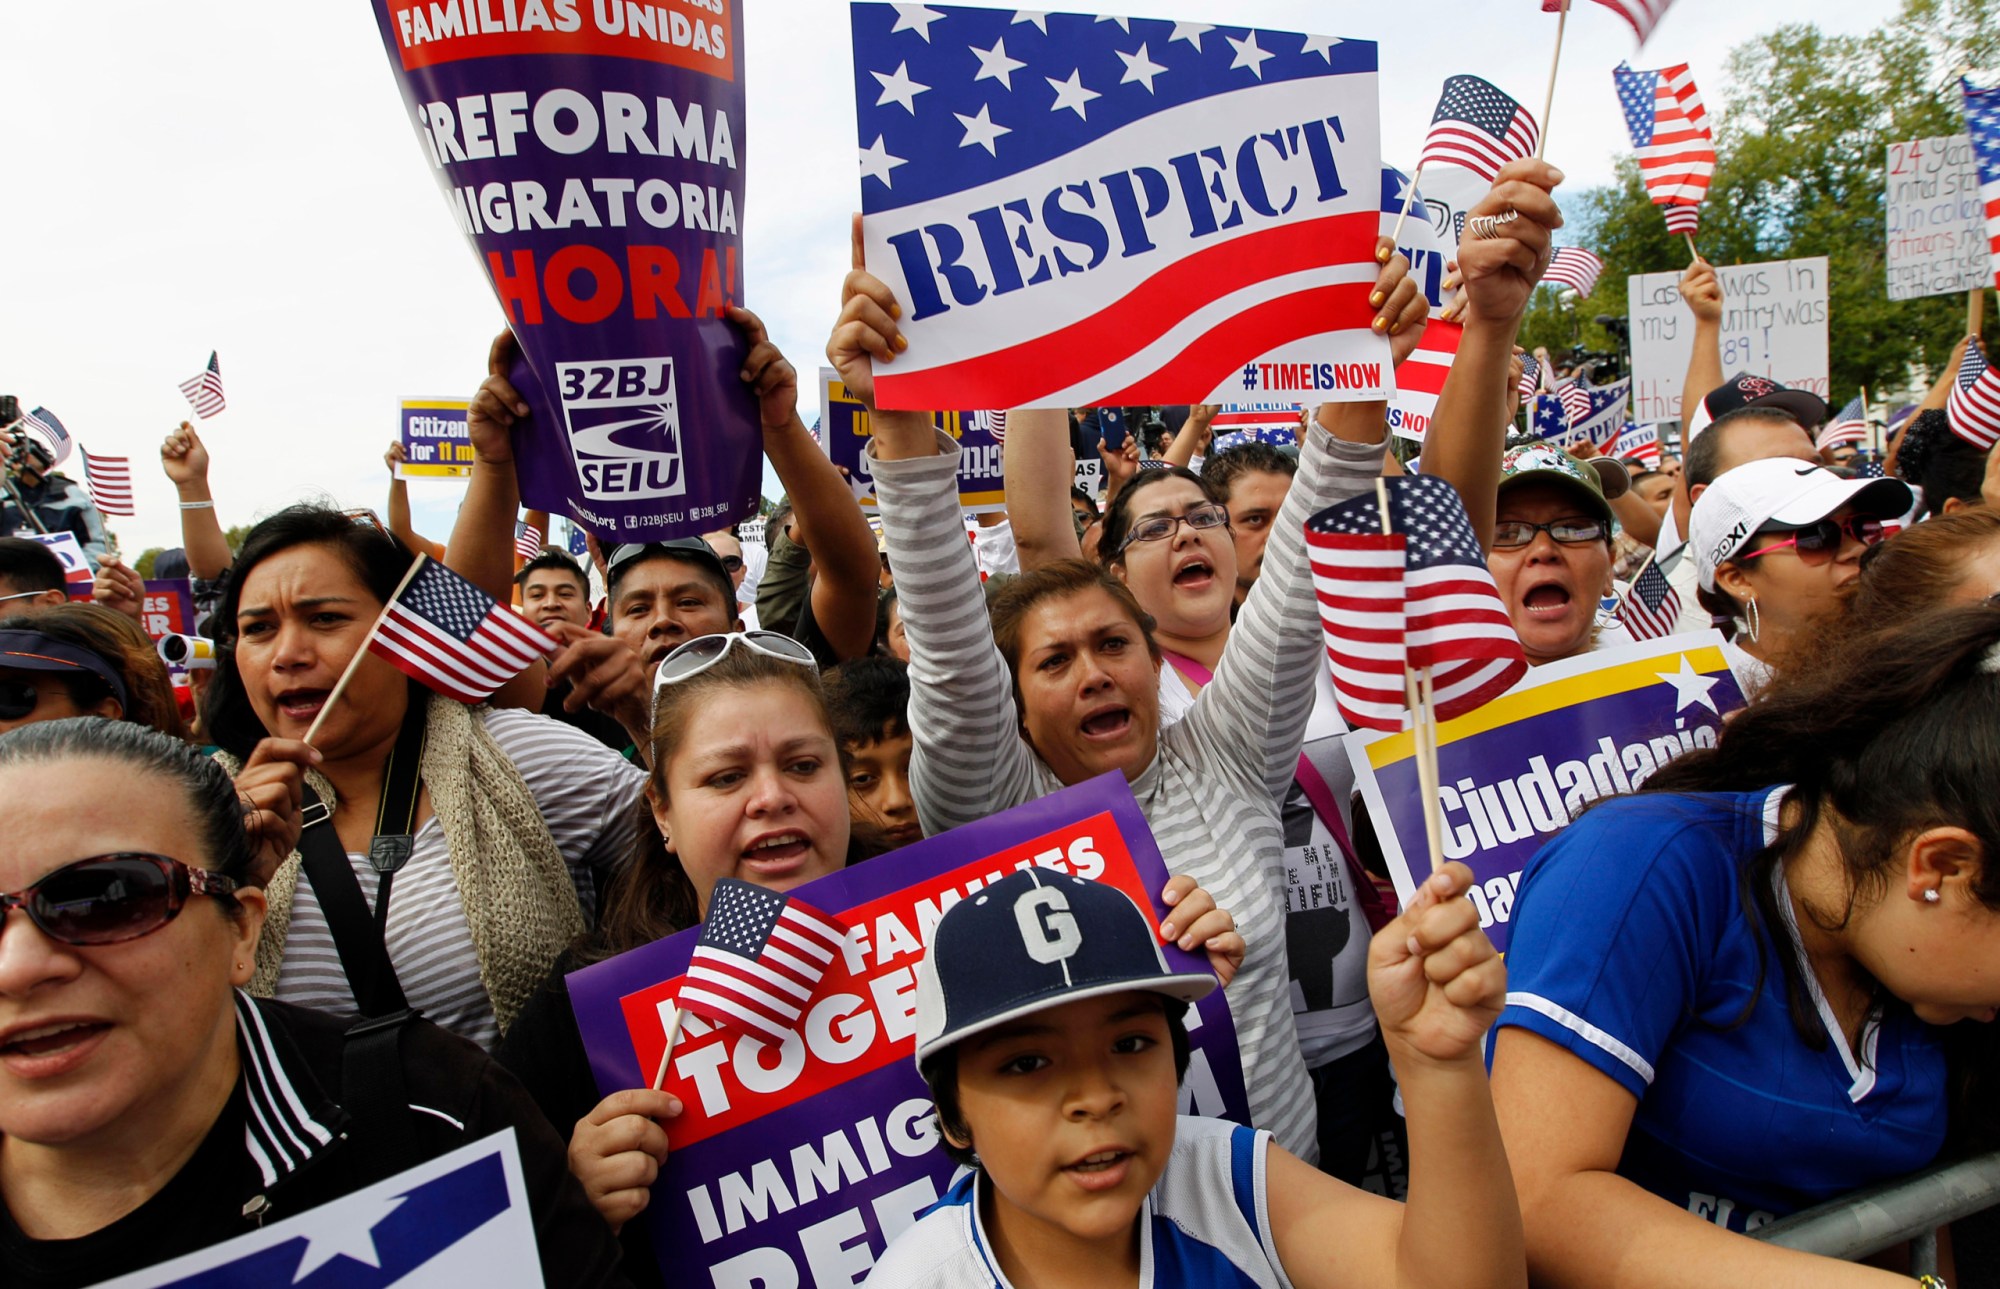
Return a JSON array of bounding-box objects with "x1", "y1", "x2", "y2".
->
[{"x1": 1489, "y1": 604, "x2": 2000, "y2": 1286}]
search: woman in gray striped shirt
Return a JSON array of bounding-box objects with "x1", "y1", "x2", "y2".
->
[{"x1": 824, "y1": 236, "x2": 1425, "y2": 1163}]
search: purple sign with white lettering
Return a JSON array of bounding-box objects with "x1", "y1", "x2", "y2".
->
[
  {"x1": 566, "y1": 774, "x2": 1250, "y2": 1287},
  {"x1": 367, "y1": 0, "x2": 759, "y2": 541}
]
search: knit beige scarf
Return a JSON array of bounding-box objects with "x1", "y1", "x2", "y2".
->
[{"x1": 217, "y1": 694, "x2": 586, "y2": 1033}]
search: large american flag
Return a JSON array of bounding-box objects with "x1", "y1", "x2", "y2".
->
[
  {"x1": 1614, "y1": 62, "x2": 1713, "y2": 236},
  {"x1": 18, "y1": 407, "x2": 73, "y2": 467},
  {"x1": 1616, "y1": 559, "x2": 1682, "y2": 641},
  {"x1": 1815, "y1": 395, "x2": 1870, "y2": 451},
  {"x1": 178, "y1": 351, "x2": 228, "y2": 419},
  {"x1": 367, "y1": 556, "x2": 558, "y2": 704},
  {"x1": 852, "y1": 6, "x2": 1381, "y2": 408},
  {"x1": 1544, "y1": 247, "x2": 1605, "y2": 296},
  {"x1": 80, "y1": 449, "x2": 134, "y2": 516},
  {"x1": 1962, "y1": 77, "x2": 2000, "y2": 290},
  {"x1": 1545, "y1": 0, "x2": 1676, "y2": 44},
  {"x1": 1611, "y1": 421, "x2": 1661, "y2": 467},
  {"x1": 1307, "y1": 476, "x2": 1526, "y2": 732},
  {"x1": 1418, "y1": 75, "x2": 1541, "y2": 182},
  {"x1": 679, "y1": 879, "x2": 848, "y2": 1043},
  {"x1": 1949, "y1": 340, "x2": 2000, "y2": 451}
]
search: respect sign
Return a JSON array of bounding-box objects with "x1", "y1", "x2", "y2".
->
[
  {"x1": 566, "y1": 774, "x2": 1250, "y2": 1289},
  {"x1": 1346, "y1": 635, "x2": 1747, "y2": 955},
  {"x1": 398, "y1": 398, "x2": 475, "y2": 479},
  {"x1": 1626, "y1": 257, "x2": 1829, "y2": 424},
  {"x1": 1885, "y1": 135, "x2": 1989, "y2": 301},
  {"x1": 853, "y1": 5, "x2": 1390, "y2": 410},
  {"x1": 818, "y1": 367, "x2": 1006, "y2": 514},
  {"x1": 368, "y1": 0, "x2": 760, "y2": 541}
]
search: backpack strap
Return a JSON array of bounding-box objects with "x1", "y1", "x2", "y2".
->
[{"x1": 339, "y1": 1009, "x2": 426, "y2": 1178}]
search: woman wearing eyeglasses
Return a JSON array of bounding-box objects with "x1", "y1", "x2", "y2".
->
[
  {"x1": 0, "y1": 719, "x2": 628, "y2": 1287},
  {"x1": 203, "y1": 505, "x2": 647, "y2": 1053},
  {"x1": 1485, "y1": 444, "x2": 1633, "y2": 667},
  {"x1": 1688, "y1": 458, "x2": 1912, "y2": 697}
]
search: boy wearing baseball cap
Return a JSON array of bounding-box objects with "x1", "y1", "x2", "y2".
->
[{"x1": 872, "y1": 864, "x2": 1524, "y2": 1289}]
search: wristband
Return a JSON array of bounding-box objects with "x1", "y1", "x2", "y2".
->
[{"x1": 179, "y1": 500, "x2": 215, "y2": 510}]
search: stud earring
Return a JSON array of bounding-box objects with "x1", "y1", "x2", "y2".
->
[{"x1": 1924, "y1": 889, "x2": 1942, "y2": 904}]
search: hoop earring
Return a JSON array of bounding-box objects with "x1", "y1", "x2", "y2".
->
[{"x1": 1745, "y1": 597, "x2": 1761, "y2": 643}]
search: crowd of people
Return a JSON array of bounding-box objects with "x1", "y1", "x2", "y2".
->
[{"x1": 1, "y1": 152, "x2": 1995, "y2": 1289}]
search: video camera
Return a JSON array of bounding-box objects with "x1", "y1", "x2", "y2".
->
[{"x1": 1563, "y1": 345, "x2": 1624, "y2": 385}]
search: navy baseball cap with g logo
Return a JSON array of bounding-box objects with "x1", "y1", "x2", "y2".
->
[{"x1": 913, "y1": 867, "x2": 1216, "y2": 1067}]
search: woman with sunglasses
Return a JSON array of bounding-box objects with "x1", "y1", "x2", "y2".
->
[
  {"x1": 0, "y1": 719, "x2": 627, "y2": 1287},
  {"x1": 1489, "y1": 605, "x2": 2000, "y2": 1287},
  {"x1": 204, "y1": 505, "x2": 647, "y2": 1052},
  {"x1": 496, "y1": 631, "x2": 1244, "y2": 1278},
  {"x1": 1689, "y1": 458, "x2": 1912, "y2": 697},
  {"x1": 0, "y1": 604, "x2": 189, "y2": 740}
]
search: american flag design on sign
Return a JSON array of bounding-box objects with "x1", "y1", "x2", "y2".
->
[
  {"x1": 1390, "y1": 320, "x2": 1463, "y2": 442},
  {"x1": 1616, "y1": 559, "x2": 1683, "y2": 642},
  {"x1": 80, "y1": 449, "x2": 134, "y2": 516},
  {"x1": 18, "y1": 407, "x2": 73, "y2": 467},
  {"x1": 1417, "y1": 75, "x2": 1541, "y2": 183},
  {"x1": 1948, "y1": 339, "x2": 2000, "y2": 450},
  {"x1": 1543, "y1": 247, "x2": 1605, "y2": 296},
  {"x1": 1960, "y1": 77, "x2": 2000, "y2": 290},
  {"x1": 1307, "y1": 476, "x2": 1526, "y2": 732},
  {"x1": 367, "y1": 556, "x2": 559, "y2": 704},
  {"x1": 1614, "y1": 62, "x2": 1713, "y2": 235},
  {"x1": 1816, "y1": 396, "x2": 1870, "y2": 450},
  {"x1": 1545, "y1": 0, "x2": 1677, "y2": 45},
  {"x1": 852, "y1": 6, "x2": 1388, "y2": 409},
  {"x1": 178, "y1": 351, "x2": 228, "y2": 419},
  {"x1": 1532, "y1": 392, "x2": 1578, "y2": 447},
  {"x1": 679, "y1": 878, "x2": 848, "y2": 1042},
  {"x1": 1569, "y1": 378, "x2": 1634, "y2": 449},
  {"x1": 1611, "y1": 421, "x2": 1661, "y2": 466}
]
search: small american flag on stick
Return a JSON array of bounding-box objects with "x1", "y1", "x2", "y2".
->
[
  {"x1": 1615, "y1": 558, "x2": 1682, "y2": 641},
  {"x1": 368, "y1": 556, "x2": 557, "y2": 705},
  {"x1": 1614, "y1": 62, "x2": 1712, "y2": 236},
  {"x1": 1962, "y1": 76, "x2": 2000, "y2": 290},
  {"x1": 679, "y1": 879, "x2": 848, "y2": 1043},
  {"x1": 1949, "y1": 340, "x2": 2000, "y2": 451},
  {"x1": 1815, "y1": 396, "x2": 1870, "y2": 451},
  {"x1": 1418, "y1": 76, "x2": 1541, "y2": 182},
  {"x1": 1308, "y1": 476, "x2": 1526, "y2": 732},
  {"x1": 19, "y1": 407, "x2": 73, "y2": 467},
  {"x1": 1545, "y1": 0, "x2": 1676, "y2": 45},
  {"x1": 81, "y1": 449, "x2": 135, "y2": 516},
  {"x1": 514, "y1": 521, "x2": 543, "y2": 561},
  {"x1": 178, "y1": 352, "x2": 228, "y2": 419},
  {"x1": 1517, "y1": 353, "x2": 1543, "y2": 403},
  {"x1": 1543, "y1": 248, "x2": 1605, "y2": 297}
]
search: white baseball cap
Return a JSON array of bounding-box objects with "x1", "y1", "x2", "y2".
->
[{"x1": 1689, "y1": 458, "x2": 1913, "y2": 592}]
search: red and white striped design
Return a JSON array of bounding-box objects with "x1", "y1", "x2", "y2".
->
[
  {"x1": 514, "y1": 521, "x2": 542, "y2": 561},
  {"x1": 1616, "y1": 62, "x2": 1713, "y2": 236},
  {"x1": 1949, "y1": 340, "x2": 2000, "y2": 450},
  {"x1": 1417, "y1": 76, "x2": 1541, "y2": 183},
  {"x1": 1389, "y1": 321, "x2": 1463, "y2": 442},
  {"x1": 367, "y1": 557, "x2": 558, "y2": 704},
  {"x1": 1611, "y1": 422, "x2": 1661, "y2": 467},
  {"x1": 178, "y1": 351, "x2": 227, "y2": 419},
  {"x1": 80, "y1": 449, "x2": 134, "y2": 516},
  {"x1": 1557, "y1": 378, "x2": 1593, "y2": 427},
  {"x1": 1544, "y1": 248, "x2": 1605, "y2": 296},
  {"x1": 679, "y1": 881, "x2": 848, "y2": 1043},
  {"x1": 1547, "y1": 0, "x2": 1677, "y2": 44}
]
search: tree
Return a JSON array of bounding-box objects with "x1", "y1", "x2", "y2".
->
[{"x1": 1524, "y1": 0, "x2": 2000, "y2": 402}]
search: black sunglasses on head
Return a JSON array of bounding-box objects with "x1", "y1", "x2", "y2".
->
[
  {"x1": 0, "y1": 677, "x2": 40, "y2": 721},
  {"x1": 1, "y1": 853, "x2": 239, "y2": 947}
]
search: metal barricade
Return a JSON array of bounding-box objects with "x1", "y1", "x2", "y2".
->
[{"x1": 1747, "y1": 1151, "x2": 2000, "y2": 1276}]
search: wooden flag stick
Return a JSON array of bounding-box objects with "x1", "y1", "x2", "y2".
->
[
  {"x1": 301, "y1": 554, "x2": 427, "y2": 746},
  {"x1": 1684, "y1": 233, "x2": 1700, "y2": 263},
  {"x1": 650, "y1": 1005, "x2": 687, "y2": 1092},
  {"x1": 1860, "y1": 384, "x2": 1877, "y2": 456},
  {"x1": 1536, "y1": 0, "x2": 1571, "y2": 160},
  {"x1": 1416, "y1": 668, "x2": 1446, "y2": 874},
  {"x1": 1972, "y1": 287, "x2": 1986, "y2": 340},
  {"x1": 1387, "y1": 163, "x2": 1427, "y2": 252}
]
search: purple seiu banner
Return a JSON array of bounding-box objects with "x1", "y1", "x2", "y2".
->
[
  {"x1": 565, "y1": 774, "x2": 1251, "y2": 1288},
  {"x1": 1346, "y1": 636, "x2": 1748, "y2": 955},
  {"x1": 367, "y1": 1, "x2": 759, "y2": 542}
]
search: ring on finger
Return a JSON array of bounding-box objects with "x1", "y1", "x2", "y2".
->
[{"x1": 1468, "y1": 207, "x2": 1521, "y2": 241}]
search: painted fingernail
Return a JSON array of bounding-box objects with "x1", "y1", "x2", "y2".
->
[
  {"x1": 893, "y1": 334, "x2": 908, "y2": 352},
  {"x1": 1372, "y1": 317, "x2": 1388, "y2": 332},
  {"x1": 1370, "y1": 290, "x2": 1385, "y2": 307},
  {"x1": 889, "y1": 303, "x2": 902, "y2": 319}
]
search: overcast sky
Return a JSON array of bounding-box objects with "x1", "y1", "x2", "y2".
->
[{"x1": 1, "y1": 0, "x2": 1899, "y2": 555}]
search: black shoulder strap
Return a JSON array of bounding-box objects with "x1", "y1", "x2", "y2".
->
[
  {"x1": 340, "y1": 1010, "x2": 425, "y2": 1178},
  {"x1": 298, "y1": 792, "x2": 409, "y2": 1017}
]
